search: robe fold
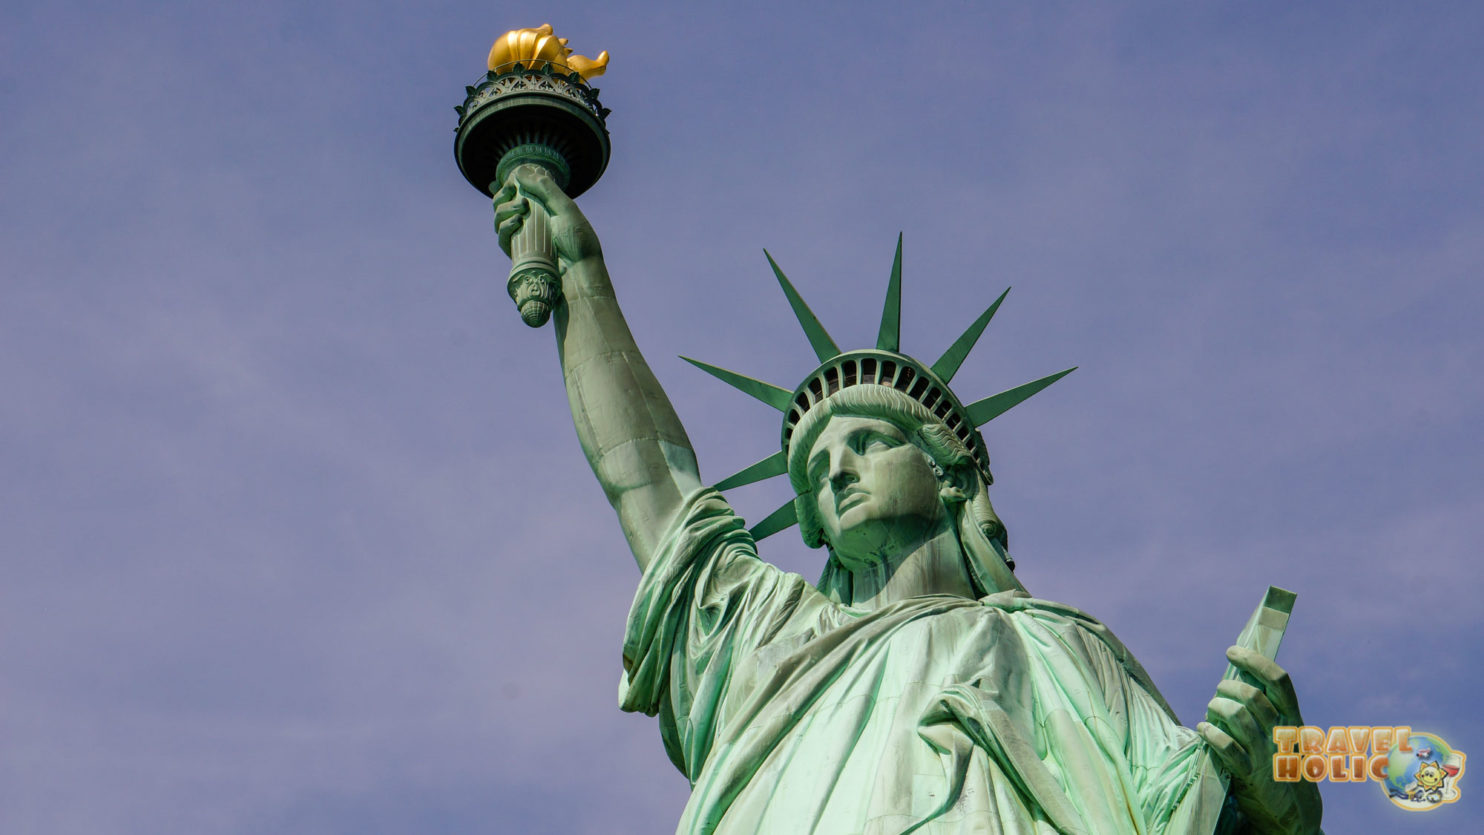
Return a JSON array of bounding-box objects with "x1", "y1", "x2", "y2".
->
[{"x1": 620, "y1": 489, "x2": 1229, "y2": 834}]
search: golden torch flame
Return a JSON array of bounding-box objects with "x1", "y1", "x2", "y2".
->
[{"x1": 487, "y1": 23, "x2": 608, "y2": 81}]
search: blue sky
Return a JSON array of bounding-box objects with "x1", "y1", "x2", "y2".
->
[{"x1": 2, "y1": 1, "x2": 1479, "y2": 832}]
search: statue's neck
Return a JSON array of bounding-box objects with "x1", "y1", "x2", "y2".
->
[{"x1": 839, "y1": 522, "x2": 976, "y2": 611}]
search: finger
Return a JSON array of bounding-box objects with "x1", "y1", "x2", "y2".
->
[
  {"x1": 1215, "y1": 679, "x2": 1279, "y2": 730},
  {"x1": 1206, "y1": 695, "x2": 1267, "y2": 765},
  {"x1": 1226, "y1": 646, "x2": 1299, "y2": 720},
  {"x1": 1197, "y1": 721, "x2": 1252, "y2": 781},
  {"x1": 506, "y1": 163, "x2": 575, "y2": 214},
  {"x1": 497, "y1": 210, "x2": 525, "y2": 252},
  {"x1": 494, "y1": 197, "x2": 528, "y2": 228},
  {"x1": 496, "y1": 200, "x2": 528, "y2": 251},
  {"x1": 491, "y1": 181, "x2": 517, "y2": 208}
]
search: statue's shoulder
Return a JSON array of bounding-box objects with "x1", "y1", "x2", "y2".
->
[
  {"x1": 664, "y1": 488, "x2": 751, "y2": 552},
  {"x1": 976, "y1": 590, "x2": 1177, "y2": 717},
  {"x1": 976, "y1": 589, "x2": 1103, "y2": 629}
]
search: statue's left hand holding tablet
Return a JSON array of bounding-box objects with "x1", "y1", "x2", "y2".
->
[{"x1": 1199, "y1": 646, "x2": 1324, "y2": 835}]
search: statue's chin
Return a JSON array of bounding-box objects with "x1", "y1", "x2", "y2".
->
[
  {"x1": 824, "y1": 515, "x2": 893, "y2": 564},
  {"x1": 831, "y1": 508, "x2": 945, "y2": 558}
]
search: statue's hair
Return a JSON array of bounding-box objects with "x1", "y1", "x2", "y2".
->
[{"x1": 786, "y1": 385, "x2": 1007, "y2": 552}]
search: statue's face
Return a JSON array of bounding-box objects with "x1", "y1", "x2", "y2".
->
[{"x1": 804, "y1": 415, "x2": 946, "y2": 559}]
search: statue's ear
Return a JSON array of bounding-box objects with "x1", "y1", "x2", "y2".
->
[{"x1": 938, "y1": 463, "x2": 973, "y2": 505}]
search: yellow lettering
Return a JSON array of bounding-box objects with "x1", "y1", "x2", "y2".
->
[
  {"x1": 1329, "y1": 754, "x2": 1351, "y2": 781},
  {"x1": 1273, "y1": 754, "x2": 1301, "y2": 782},
  {"x1": 1273, "y1": 726, "x2": 1299, "y2": 755},
  {"x1": 1325, "y1": 727, "x2": 1350, "y2": 755},
  {"x1": 1371, "y1": 727, "x2": 1393, "y2": 757},
  {"x1": 1369, "y1": 754, "x2": 1389, "y2": 781},
  {"x1": 1299, "y1": 726, "x2": 1325, "y2": 755}
]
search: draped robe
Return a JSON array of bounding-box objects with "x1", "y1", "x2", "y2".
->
[{"x1": 620, "y1": 490, "x2": 1230, "y2": 834}]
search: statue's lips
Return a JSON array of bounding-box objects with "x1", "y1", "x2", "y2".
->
[{"x1": 836, "y1": 489, "x2": 868, "y2": 512}]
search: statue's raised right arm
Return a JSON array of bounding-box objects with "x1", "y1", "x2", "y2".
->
[{"x1": 495, "y1": 164, "x2": 700, "y2": 571}]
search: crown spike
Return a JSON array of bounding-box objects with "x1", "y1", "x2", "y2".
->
[
  {"x1": 876, "y1": 233, "x2": 903, "y2": 352},
  {"x1": 681, "y1": 356, "x2": 793, "y2": 412},
  {"x1": 931, "y1": 287, "x2": 1011, "y2": 383},
  {"x1": 764, "y1": 250, "x2": 840, "y2": 362},
  {"x1": 965, "y1": 367, "x2": 1077, "y2": 426},
  {"x1": 714, "y1": 451, "x2": 788, "y2": 491},
  {"x1": 749, "y1": 498, "x2": 799, "y2": 541}
]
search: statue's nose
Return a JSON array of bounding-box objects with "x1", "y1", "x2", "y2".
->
[{"x1": 827, "y1": 451, "x2": 860, "y2": 490}]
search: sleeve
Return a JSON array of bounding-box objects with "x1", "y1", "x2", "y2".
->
[{"x1": 618, "y1": 488, "x2": 831, "y2": 781}]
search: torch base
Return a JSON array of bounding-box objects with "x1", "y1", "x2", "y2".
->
[{"x1": 454, "y1": 66, "x2": 610, "y2": 199}]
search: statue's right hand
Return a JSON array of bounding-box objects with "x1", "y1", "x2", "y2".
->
[
  {"x1": 493, "y1": 164, "x2": 603, "y2": 269},
  {"x1": 492, "y1": 183, "x2": 525, "y2": 258}
]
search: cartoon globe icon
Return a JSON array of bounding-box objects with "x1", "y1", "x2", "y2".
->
[{"x1": 1381, "y1": 732, "x2": 1462, "y2": 808}]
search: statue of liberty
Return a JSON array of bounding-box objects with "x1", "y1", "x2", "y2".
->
[
  {"x1": 456, "y1": 32, "x2": 1328, "y2": 832},
  {"x1": 455, "y1": 35, "x2": 1320, "y2": 832},
  {"x1": 489, "y1": 163, "x2": 1323, "y2": 834}
]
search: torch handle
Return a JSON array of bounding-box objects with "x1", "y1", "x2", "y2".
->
[{"x1": 505, "y1": 183, "x2": 561, "y2": 328}]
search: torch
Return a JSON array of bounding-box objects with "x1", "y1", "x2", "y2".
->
[{"x1": 454, "y1": 24, "x2": 611, "y2": 327}]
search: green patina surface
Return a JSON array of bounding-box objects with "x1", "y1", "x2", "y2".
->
[{"x1": 472, "y1": 112, "x2": 1322, "y2": 832}]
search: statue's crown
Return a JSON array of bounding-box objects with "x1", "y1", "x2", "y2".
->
[{"x1": 685, "y1": 236, "x2": 1075, "y2": 541}]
